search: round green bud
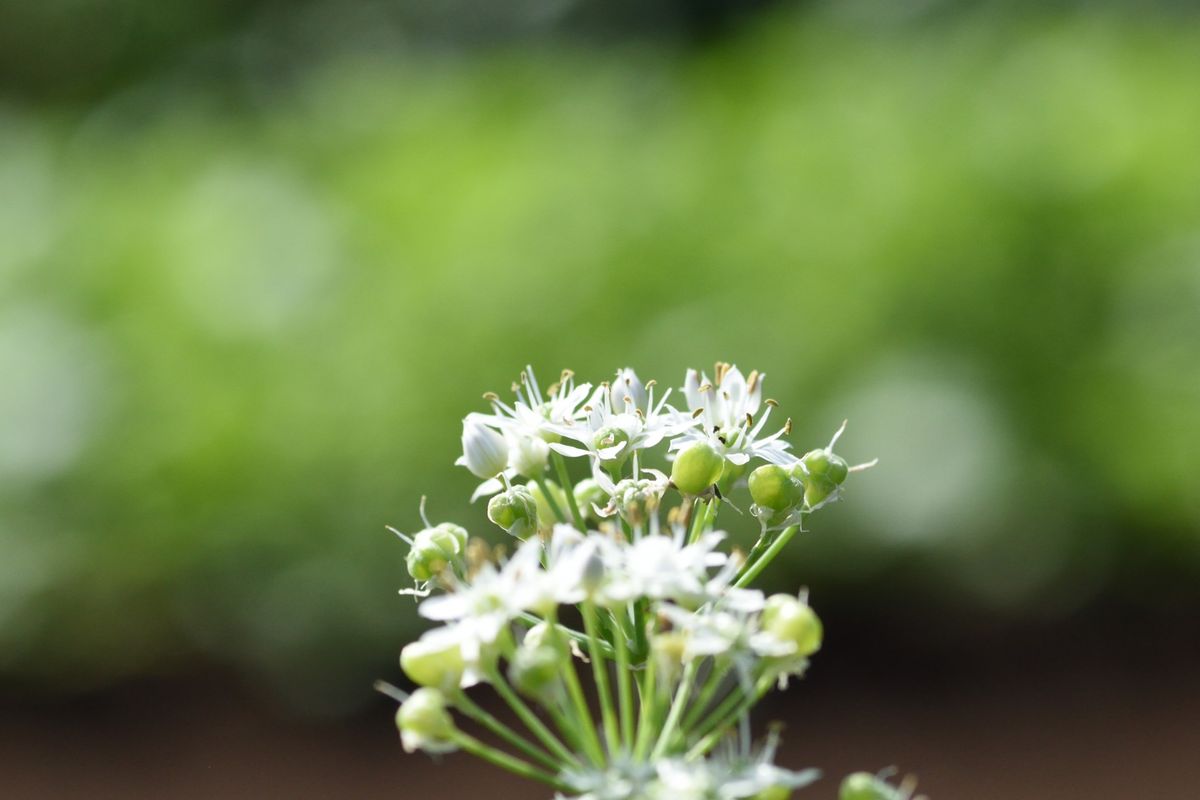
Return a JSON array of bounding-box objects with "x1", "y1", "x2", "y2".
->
[
  {"x1": 593, "y1": 425, "x2": 632, "y2": 468},
  {"x1": 508, "y1": 643, "x2": 561, "y2": 697},
  {"x1": 716, "y1": 459, "x2": 749, "y2": 495},
  {"x1": 798, "y1": 449, "x2": 850, "y2": 508},
  {"x1": 762, "y1": 594, "x2": 823, "y2": 658},
  {"x1": 400, "y1": 637, "x2": 465, "y2": 690},
  {"x1": 487, "y1": 486, "x2": 539, "y2": 538},
  {"x1": 839, "y1": 773, "x2": 894, "y2": 800},
  {"x1": 406, "y1": 526, "x2": 467, "y2": 582},
  {"x1": 573, "y1": 478, "x2": 605, "y2": 520},
  {"x1": 396, "y1": 688, "x2": 458, "y2": 754},
  {"x1": 671, "y1": 442, "x2": 725, "y2": 495},
  {"x1": 749, "y1": 464, "x2": 802, "y2": 512}
]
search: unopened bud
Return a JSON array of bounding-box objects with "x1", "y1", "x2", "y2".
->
[
  {"x1": 488, "y1": 486, "x2": 539, "y2": 538},
  {"x1": 405, "y1": 524, "x2": 468, "y2": 582},
  {"x1": 457, "y1": 418, "x2": 509, "y2": 479},
  {"x1": 796, "y1": 449, "x2": 849, "y2": 509},
  {"x1": 396, "y1": 688, "x2": 458, "y2": 754},
  {"x1": 400, "y1": 637, "x2": 465, "y2": 690},
  {"x1": 508, "y1": 642, "x2": 561, "y2": 698},
  {"x1": 839, "y1": 773, "x2": 900, "y2": 800},
  {"x1": 762, "y1": 594, "x2": 822, "y2": 658}
]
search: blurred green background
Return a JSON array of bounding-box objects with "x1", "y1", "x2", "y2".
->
[{"x1": 2, "y1": 0, "x2": 1200, "y2": 796}]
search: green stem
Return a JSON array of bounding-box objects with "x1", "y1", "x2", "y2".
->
[
  {"x1": 612, "y1": 609, "x2": 635, "y2": 750},
  {"x1": 453, "y1": 691, "x2": 560, "y2": 772},
  {"x1": 686, "y1": 498, "x2": 704, "y2": 545},
  {"x1": 685, "y1": 675, "x2": 773, "y2": 760},
  {"x1": 651, "y1": 661, "x2": 698, "y2": 760},
  {"x1": 547, "y1": 607, "x2": 606, "y2": 766},
  {"x1": 552, "y1": 452, "x2": 584, "y2": 528},
  {"x1": 682, "y1": 659, "x2": 733, "y2": 731},
  {"x1": 450, "y1": 730, "x2": 573, "y2": 792},
  {"x1": 582, "y1": 602, "x2": 621, "y2": 757},
  {"x1": 734, "y1": 524, "x2": 800, "y2": 588},
  {"x1": 487, "y1": 668, "x2": 582, "y2": 769},
  {"x1": 632, "y1": 652, "x2": 658, "y2": 760}
]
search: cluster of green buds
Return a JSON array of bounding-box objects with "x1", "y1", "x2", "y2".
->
[
  {"x1": 840, "y1": 772, "x2": 927, "y2": 800},
  {"x1": 382, "y1": 364, "x2": 899, "y2": 800}
]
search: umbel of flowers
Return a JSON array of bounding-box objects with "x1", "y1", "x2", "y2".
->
[{"x1": 384, "y1": 364, "x2": 906, "y2": 800}]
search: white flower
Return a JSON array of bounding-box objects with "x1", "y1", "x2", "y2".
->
[
  {"x1": 671, "y1": 363, "x2": 792, "y2": 466},
  {"x1": 417, "y1": 537, "x2": 546, "y2": 685},
  {"x1": 609, "y1": 367, "x2": 648, "y2": 413},
  {"x1": 456, "y1": 417, "x2": 509, "y2": 479},
  {"x1": 475, "y1": 366, "x2": 594, "y2": 443},
  {"x1": 547, "y1": 375, "x2": 694, "y2": 467}
]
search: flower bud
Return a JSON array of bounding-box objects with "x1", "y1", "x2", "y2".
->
[
  {"x1": 610, "y1": 368, "x2": 647, "y2": 412},
  {"x1": 796, "y1": 448, "x2": 849, "y2": 509},
  {"x1": 508, "y1": 642, "x2": 561, "y2": 698},
  {"x1": 487, "y1": 486, "x2": 539, "y2": 538},
  {"x1": 573, "y1": 478, "x2": 605, "y2": 520},
  {"x1": 748, "y1": 464, "x2": 802, "y2": 512},
  {"x1": 762, "y1": 595, "x2": 822, "y2": 658},
  {"x1": 405, "y1": 525, "x2": 468, "y2": 582},
  {"x1": 457, "y1": 419, "x2": 509, "y2": 479},
  {"x1": 400, "y1": 637, "x2": 465, "y2": 690},
  {"x1": 611, "y1": 478, "x2": 662, "y2": 525},
  {"x1": 671, "y1": 442, "x2": 724, "y2": 495},
  {"x1": 839, "y1": 773, "x2": 897, "y2": 800},
  {"x1": 753, "y1": 787, "x2": 793, "y2": 800},
  {"x1": 507, "y1": 432, "x2": 550, "y2": 478},
  {"x1": 716, "y1": 459, "x2": 749, "y2": 495},
  {"x1": 396, "y1": 688, "x2": 458, "y2": 754}
]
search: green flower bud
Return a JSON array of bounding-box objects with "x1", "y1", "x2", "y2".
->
[
  {"x1": 400, "y1": 637, "x2": 465, "y2": 690},
  {"x1": 396, "y1": 688, "x2": 458, "y2": 754},
  {"x1": 612, "y1": 477, "x2": 662, "y2": 524},
  {"x1": 839, "y1": 773, "x2": 898, "y2": 800},
  {"x1": 573, "y1": 478, "x2": 605, "y2": 520},
  {"x1": 406, "y1": 525, "x2": 467, "y2": 582},
  {"x1": 797, "y1": 448, "x2": 850, "y2": 508},
  {"x1": 593, "y1": 425, "x2": 632, "y2": 469},
  {"x1": 508, "y1": 643, "x2": 561, "y2": 698},
  {"x1": 671, "y1": 442, "x2": 724, "y2": 495},
  {"x1": 762, "y1": 595, "x2": 822, "y2": 658},
  {"x1": 487, "y1": 486, "x2": 539, "y2": 538},
  {"x1": 748, "y1": 464, "x2": 802, "y2": 512}
]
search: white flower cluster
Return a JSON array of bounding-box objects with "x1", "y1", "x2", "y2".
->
[{"x1": 387, "y1": 364, "x2": 876, "y2": 800}]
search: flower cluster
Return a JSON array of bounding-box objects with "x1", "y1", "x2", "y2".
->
[{"x1": 385, "y1": 364, "x2": 880, "y2": 799}]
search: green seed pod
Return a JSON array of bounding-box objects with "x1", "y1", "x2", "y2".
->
[
  {"x1": 487, "y1": 486, "x2": 539, "y2": 538},
  {"x1": 748, "y1": 464, "x2": 802, "y2": 512},
  {"x1": 400, "y1": 637, "x2": 465, "y2": 690},
  {"x1": 797, "y1": 448, "x2": 850, "y2": 508},
  {"x1": 716, "y1": 459, "x2": 749, "y2": 495},
  {"x1": 671, "y1": 442, "x2": 724, "y2": 495},
  {"x1": 593, "y1": 425, "x2": 632, "y2": 469},
  {"x1": 396, "y1": 688, "x2": 458, "y2": 754},
  {"x1": 762, "y1": 594, "x2": 823, "y2": 658},
  {"x1": 839, "y1": 773, "x2": 898, "y2": 800},
  {"x1": 406, "y1": 526, "x2": 467, "y2": 582}
]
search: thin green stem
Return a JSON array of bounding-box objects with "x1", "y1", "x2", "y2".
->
[
  {"x1": 486, "y1": 668, "x2": 582, "y2": 769},
  {"x1": 582, "y1": 602, "x2": 621, "y2": 757},
  {"x1": 685, "y1": 675, "x2": 773, "y2": 761},
  {"x1": 552, "y1": 453, "x2": 584, "y2": 528},
  {"x1": 686, "y1": 498, "x2": 704, "y2": 544},
  {"x1": 612, "y1": 609, "x2": 635, "y2": 750},
  {"x1": 453, "y1": 691, "x2": 560, "y2": 772},
  {"x1": 547, "y1": 607, "x2": 606, "y2": 766},
  {"x1": 632, "y1": 652, "x2": 658, "y2": 760},
  {"x1": 734, "y1": 524, "x2": 800, "y2": 588},
  {"x1": 450, "y1": 730, "x2": 573, "y2": 792},
  {"x1": 682, "y1": 659, "x2": 733, "y2": 730},
  {"x1": 651, "y1": 661, "x2": 698, "y2": 760}
]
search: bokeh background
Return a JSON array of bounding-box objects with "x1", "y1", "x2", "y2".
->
[{"x1": 2, "y1": 0, "x2": 1199, "y2": 797}]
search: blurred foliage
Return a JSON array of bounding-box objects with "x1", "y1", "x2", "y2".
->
[{"x1": 1, "y1": 4, "x2": 1199, "y2": 712}]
